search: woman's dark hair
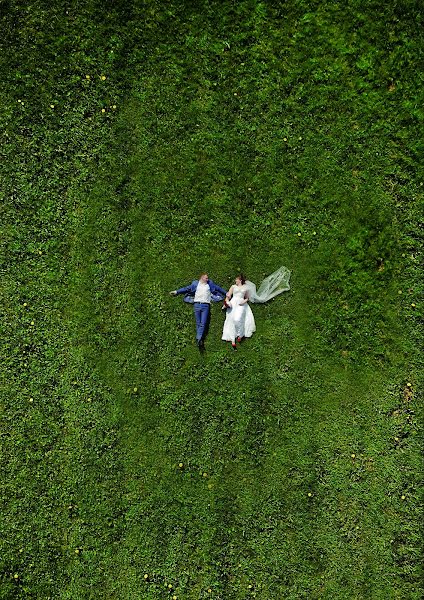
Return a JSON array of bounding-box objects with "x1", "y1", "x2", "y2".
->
[{"x1": 236, "y1": 273, "x2": 246, "y2": 284}]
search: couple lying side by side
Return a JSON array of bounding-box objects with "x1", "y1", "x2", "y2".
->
[{"x1": 169, "y1": 266, "x2": 291, "y2": 351}]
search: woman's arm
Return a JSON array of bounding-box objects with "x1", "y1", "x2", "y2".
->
[
  {"x1": 226, "y1": 285, "x2": 234, "y2": 300},
  {"x1": 239, "y1": 290, "x2": 250, "y2": 304}
]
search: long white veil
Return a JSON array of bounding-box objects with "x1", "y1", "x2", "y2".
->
[{"x1": 245, "y1": 266, "x2": 291, "y2": 303}]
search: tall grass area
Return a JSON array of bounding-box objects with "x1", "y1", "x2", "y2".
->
[{"x1": 1, "y1": 1, "x2": 422, "y2": 598}]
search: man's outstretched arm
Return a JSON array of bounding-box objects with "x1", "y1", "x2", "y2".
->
[
  {"x1": 169, "y1": 283, "x2": 193, "y2": 296},
  {"x1": 211, "y1": 281, "x2": 228, "y2": 296}
]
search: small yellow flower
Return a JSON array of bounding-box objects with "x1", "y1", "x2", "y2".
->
[
  {"x1": 247, "y1": 187, "x2": 252, "y2": 191},
  {"x1": 394, "y1": 437, "x2": 399, "y2": 441},
  {"x1": 86, "y1": 75, "x2": 91, "y2": 79},
  {"x1": 112, "y1": 104, "x2": 117, "y2": 109},
  {"x1": 298, "y1": 136, "x2": 302, "y2": 140},
  {"x1": 29, "y1": 398, "x2": 34, "y2": 403},
  {"x1": 297, "y1": 232, "x2": 302, "y2": 236},
  {"x1": 101, "y1": 108, "x2": 106, "y2": 113},
  {"x1": 283, "y1": 137, "x2": 287, "y2": 141},
  {"x1": 411, "y1": 303, "x2": 416, "y2": 307},
  {"x1": 307, "y1": 492, "x2": 312, "y2": 497},
  {"x1": 401, "y1": 495, "x2": 406, "y2": 500},
  {"x1": 87, "y1": 397, "x2": 92, "y2": 402},
  {"x1": 398, "y1": 290, "x2": 402, "y2": 294},
  {"x1": 18, "y1": 99, "x2": 22, "y2": 103},
  {"x1": 30, "y1": 321, "x2": 35, "y2": 326},
  {"x1": 23, "y1": 302, "x2": 27, "y2": 307},
  {"x1": 208, "y1": 589, "x2": 212, "y2": 594},
  {"x1": 234, "y1": 92, "x2": 238, "y2": 96},
  {"x1": 178, "y1": 463, "x2": 183, "y2": 468},
  {"x1": 133, "y1": 387, "x2": 138, "y2": 392},
  {"x1": 144, "y1": 574, "x2": 149, "y2": 579},
  {"x1": 248, "y1": 584, "x2": 253, "y2": 589},
  {"x1": 168, "y1": 583, "x2": 173, "y2": 589},
  {"x1": 203, "y1": 472, "x2": 208, "y2": 477},
  {"x1": 351, "y1": 453, "x2": 356, "y2": 458},
  {"x1": 173, "y1": 596, "x2": 177, "y2": 600},
  {"x1": 38, "y1": 250, "x2": 42, "y2": 254},
  {"x1": 50, "y1": 104, "x2": 55, "y2": 109},
  {"x1": 406, "y1": 382, "x2": 412, "y2": 388},
  {"x1": 313, "y1": 231, "x2": 317, "y2": 235},
  {"x1": 75, "y1": 548, "x2": 80, "y2": 554},
  {"x1": 14, "y1": 574, "x2": 19, "y2": 580},
  {"x1": 101, "y1": 75, "x2": 106, "y2": 80}
]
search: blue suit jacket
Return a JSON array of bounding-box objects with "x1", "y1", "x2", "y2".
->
[{"x1": 176, "y1": 280, "x2": 227, "y2": 304}]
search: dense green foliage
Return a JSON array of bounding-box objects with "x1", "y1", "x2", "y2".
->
[{"x1": 1, "y1": 1, "x2": 422, "y2": 598}]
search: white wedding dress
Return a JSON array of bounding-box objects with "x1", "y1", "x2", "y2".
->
[
  {"x1": 221, "y1": 266, "x2": 291, "y2": 343},
  {"x1": 221, "y1": 284, "x2": 256, "y2": 342}
]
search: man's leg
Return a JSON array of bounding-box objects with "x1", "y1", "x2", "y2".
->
[
  {"x1": 198, "y1": 304, "x2": 210, "y2": 342},
  {"x1": 203, "y1": 305, "x2": 211, "y2": 339},
  {"x1": 194, "y1": 304, "x2": 203, "y2": 341}
]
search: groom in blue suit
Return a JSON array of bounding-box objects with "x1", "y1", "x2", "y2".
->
[{"x1": 170, "y1": 273, "x2": 227, "y2": 350}]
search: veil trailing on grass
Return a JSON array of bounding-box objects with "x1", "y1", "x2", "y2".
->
[{"x1": 245, "y1": 266, "x2": 291, "y2": 303}]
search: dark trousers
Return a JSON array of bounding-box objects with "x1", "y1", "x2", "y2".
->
[{"x1": 194, "y1": 303, "x2": 210, "y2": 341}]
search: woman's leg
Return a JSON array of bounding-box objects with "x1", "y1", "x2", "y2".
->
[{"x1": 233, "y1": 305, "x2": 246, "y2": 339}]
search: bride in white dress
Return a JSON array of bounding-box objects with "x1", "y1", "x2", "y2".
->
[
  {"x1": 222, "y1": 274, "x2": 255, "y2": 349},
  {"x1": 222, "y1": 267, "x2": 291, "y2": 350}
]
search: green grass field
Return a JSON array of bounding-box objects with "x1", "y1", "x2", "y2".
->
[{"x1": 1, "y1": 1, "x2": 422, "y2": 598}]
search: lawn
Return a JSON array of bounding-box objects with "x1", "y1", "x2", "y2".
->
[{"x1": 1, "y1": 1, "x2": 422, "y2": 598}]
